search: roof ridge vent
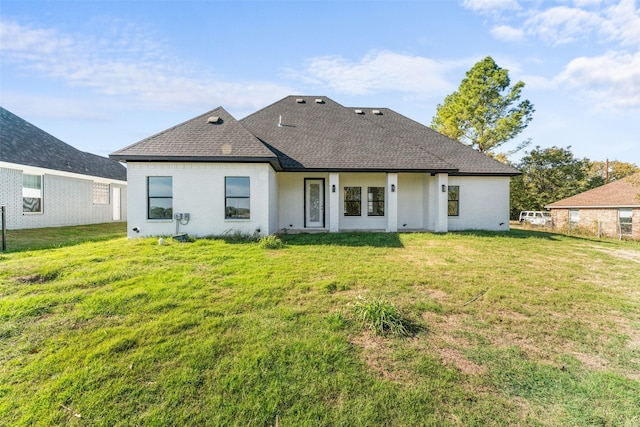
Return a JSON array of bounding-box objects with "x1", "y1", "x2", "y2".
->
[
  {"x1": 315, "y1": 98, "x2": 324, "y2": 104},
  {"x1": 207, "y1": 116, "x2": 221, "y2": 124},
  {"x1": 354, "y1": 109, "x2": 364, "y2": 114},
  {"x1": 372, "y1": 110, "x2": 382, "y2": 115},
  {"x1": 296, "y1": 98, "x2": 305, "y2": 103}
]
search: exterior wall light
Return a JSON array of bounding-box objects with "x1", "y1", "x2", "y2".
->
[
  {"x1": 391, "y1": 184, "x2": 396, "y2": 192},
  {"x1": 442, "y1": 184, "x2": 446, "y2": 193},
  {"x1": 332, "y1": 184, "x2": 336, "y2": 193}
]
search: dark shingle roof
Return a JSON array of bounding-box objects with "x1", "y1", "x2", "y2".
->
[
  {"x1": 110, "y1": 107, "x2": 281, "y2": 169},
  {"x1": 1, "y1": 107, "x2": 126, "y2": 181},
  {"x1": 110, "y1": 96, "x2": 520, "y2": 176},
  {"x1": 546, "y1": 173, "x2": 640, "y2": 208}
]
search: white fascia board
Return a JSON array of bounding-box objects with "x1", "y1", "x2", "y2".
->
[{"x1": 0, "y1": 161, "x2": 127, "y2": 185}]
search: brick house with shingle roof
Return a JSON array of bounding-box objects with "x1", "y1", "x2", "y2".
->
[
  {"x1": 545, "y1": 173, "x2": 640, "y2": 239},
  {"x1": 1, "y1": 107, "x2": 127, "y2": 230},
  {"x1": 110, "y1": 96, "x2": 519, "y2": 238}
]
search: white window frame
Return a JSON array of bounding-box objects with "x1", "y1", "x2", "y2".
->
[{"x1": 22, "y1": 174, "x2": 43, "y2": 214}]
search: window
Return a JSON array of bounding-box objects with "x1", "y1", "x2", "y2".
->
[
  {"x1": 619, "y1": 208, "x2": 632, "y2": 236},
  {"x1": 569, "y1": 209, "x2": 580, "y2": 227},
  {"x1": 225, "y1": 177, "x2": 250, "y2": 219},
  {"x1": 93, "y1": 182, "x2": 110, "y2": 204},
  {"x1": 147, "y1": 177, "x2": 173, "y2": 219},
  {"x1": 448, "y1": 185, "x2": 459, "y2": 216},
  {"x1": 367, "y1": 187, "x2": 385, "y2": 216},
  {"x1": 344, "y1": 187, "x2": 361, "y2": 216},
  {"x1": 23, "y1": 174, "x2": 43, "y2": 213}
]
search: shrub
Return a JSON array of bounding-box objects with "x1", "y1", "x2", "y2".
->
[
  {"x1": 258, "y1": 235, "x2": 285, "y2": 249},
  {"x1": 351, "y1": 296, "x2": 411, "y2": 337}
]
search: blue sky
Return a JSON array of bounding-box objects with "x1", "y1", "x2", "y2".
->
[{"x1": 1, "y1": 0, "x2": 639, "y2": 165}]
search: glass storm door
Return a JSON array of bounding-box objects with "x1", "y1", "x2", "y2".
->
[{"x1": 305, "y1": 179, "x2": 324, "y2": 228}]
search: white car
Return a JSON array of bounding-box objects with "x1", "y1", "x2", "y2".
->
[{"x1": 519, "y1": 211, "x2": 552, "y2": 226}]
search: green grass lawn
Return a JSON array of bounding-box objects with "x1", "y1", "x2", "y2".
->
[{"x1": 1, "y1": 226, "x2": 639, "y2": 426}]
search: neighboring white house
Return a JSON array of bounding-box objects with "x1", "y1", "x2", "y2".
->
[
  {"x1": 110, "y1": 96, "x2": 519, "y2": 238},
  {"x1": 1, "y1": 107, "x2": 127, "y2": 229}
]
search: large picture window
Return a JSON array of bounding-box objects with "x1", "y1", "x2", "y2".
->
[
  {"x1": 23, "y1": 174, "x2": 43, "y2": 213},
  {"x1": 148, "y1": 177, "x2": 173, "y2": 219},
  {"x1": 367, "y1": 187, "x2": 385, "y2": 216},
  {"x1": 225, "y1": 177, "x2": 250, "y2": 219},
  {"x1": 344, "y1": 187, "x2": 361, "y2": 216},
  {"x1": 448, "y1": 185, "x2": 459, "y2": 216}
]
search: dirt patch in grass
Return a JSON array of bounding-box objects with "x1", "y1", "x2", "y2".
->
[
  {"x1": 14, "y1": 274, "x2": 56, "y2": 284},
  {"x1": 420, "y1": 312, "x2": 486, "y2": 375},
  {"x1": 351, "y1": 333, "x2": 415, "y2": 383},
  {"x1": 593, "y1": 247, "x2": 640, "y2": 263}
]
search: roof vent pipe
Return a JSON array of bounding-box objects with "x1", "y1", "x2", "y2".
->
[
  {"x1": 372, "y1": 110, "x2": 382, "y2": 115},
  {"x1": 354, "y1": 109, "x2": 364, "y2": 114},
  {"x1": 315, "y1": 98, "x2": 324, "y2": 104},
  {"x1": 296, "y1": 98, "x2": 305, "y2": 103}
]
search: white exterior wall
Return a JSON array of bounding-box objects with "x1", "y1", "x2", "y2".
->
[
  {"x1": 447, "y1": 176, "x2": 511, "y2": 231},
  {"x1": 1, "y1": 163, "x2": 127, "y2": 230},
  {"x1": 398, "y1": 173, "x2": 426, "y2": 231},
  {"x1": 126, "y1": 162, "x2": 275, "y2": 238},
  {"x1": 339, "y1": 173, "x2": 387, "y2": 231},
  {"x1": 277, "y1": 172, "x2": 329, "y2": 230}
]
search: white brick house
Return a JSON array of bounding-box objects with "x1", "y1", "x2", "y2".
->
[
  {"x1": 110, "y1": 96, "x2": 519, "y2": 238},
  {"x1": 1, "y1": 107, "x2": 127, "y2": 230}
]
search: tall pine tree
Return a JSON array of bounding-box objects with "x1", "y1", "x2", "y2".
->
[{"x1": 432, "y1": 56, "x2": 534, "y2": 157}]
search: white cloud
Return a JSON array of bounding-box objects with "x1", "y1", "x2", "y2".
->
[
  {"x1": 524, "y1": 6, "x2": 603, "y2": 44},
  {"x1": 0, "y1": 19, "x2": 292, "y2": 113},
  {"x1": 462, "y1": 0, "x2": 520, "y2": 13},
  {"x1": 491, "y1": 25, "x2": 525, "y2": 41},
  {"x1": 293, "y1": 51, "x2": 464, "y2": 97},
  {"x1": 555, "y1": 50, "x2": 640, "y2": 109},
  {"x1": 599, "y1": 0, "x2": 640, "y2": 47}
]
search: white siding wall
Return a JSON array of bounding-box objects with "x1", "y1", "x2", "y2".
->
[
  {"x1": 126, "y1": 162, "x2": 274, "y2": 238},
  {"x1": 447, "y1": 176, "x2": 511, "y2": 231},
  {"x1": 397, "y1": 173, "x2": 425, "y2": 230},
  {"x1": 1, "y1": 165, "x2": 127, "y2": 230},
  {"x1": 277, "y1": 172, "x2": 329, "y2": 230},
  {"x1": 339, "y1": 173, "x2": 387, "y2": 230}
]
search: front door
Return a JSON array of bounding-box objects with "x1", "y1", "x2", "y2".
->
[{"x1": 305, "y1": 179, "x2": 325, "y2": 228}]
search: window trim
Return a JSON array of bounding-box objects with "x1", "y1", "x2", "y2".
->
[
  {"x1": 225, "y1": 176, "x2": 251, "y2": 220},
  {"x1": 367, "y1": 186, "x2": 385, "y2": 216},
  {"x1": 344, "y1": 186, "x2": 362, "y2": 217},
  {"x1": 22, "y1": 174, "x2": 43, "y2": 214},
  {"x1": 147, "y1": 176, "x2": 173, "y2": 220},
  {"x1": 619, "y1": 208, "x2": 632, "y2": 236},
  {"x1": 447, "y1": 185, "x2": 459, "y2": 217}
]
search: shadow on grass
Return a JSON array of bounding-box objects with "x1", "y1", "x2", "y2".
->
[{"x1": 281, "y1": 231, "x2": 404, "y2": 248}]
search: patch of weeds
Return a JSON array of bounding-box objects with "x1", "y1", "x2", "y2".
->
[
  {"x1": 326, "y1": 281, "x2": 350, "y2": 293},
  {"x1": 258, "y1": 235, "x2": 285, "y2": 249},
  {"x1": 351, "y1": 296, "x2": 414, "y2": 337},
  {"x1": 326, "y1": 312, "x2": 349, "y2": 330}
]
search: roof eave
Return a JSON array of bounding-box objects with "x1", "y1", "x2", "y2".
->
[
  {"x1": 546, "y1": 204, "x2": 640, "y2": 209},
  {"x1": 109, "y1": 155, "x2": 283, "y2": 171}
]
